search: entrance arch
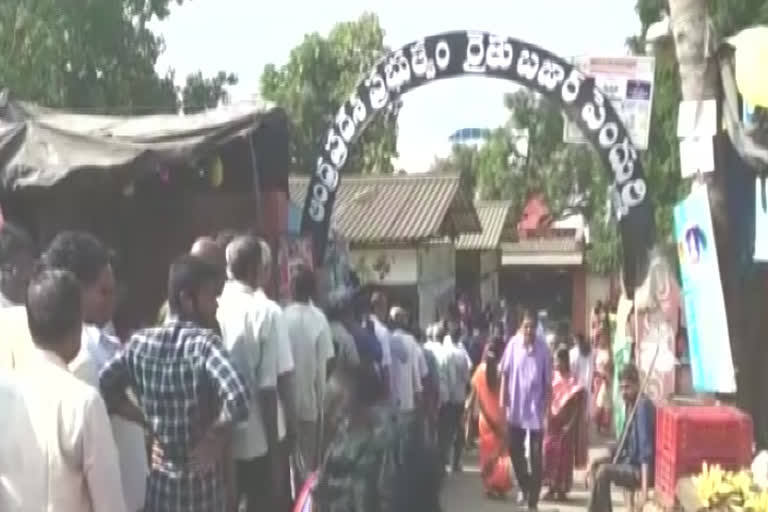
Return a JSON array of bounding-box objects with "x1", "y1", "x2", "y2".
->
[{"x1": 301, "y1": 31, "x2": 654, "y2": 293}]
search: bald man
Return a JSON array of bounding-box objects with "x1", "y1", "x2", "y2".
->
[
  {"x1": 190, "y1": 237, "x2": 226, "y2": 271},
  {"x1": 157, "y1": 237, "x2": 227, "y2": 325}
]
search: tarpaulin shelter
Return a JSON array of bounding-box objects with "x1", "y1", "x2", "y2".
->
[{"x1": 0, "y1": 91, "x2": 290, "y2": 333}]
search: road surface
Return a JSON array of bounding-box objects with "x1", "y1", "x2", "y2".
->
[{"x1": 442, "y1": 447, "x2": 628, "y2": 512}]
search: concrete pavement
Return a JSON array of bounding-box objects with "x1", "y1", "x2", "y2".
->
[{"x1": 441, "y1": 447, "x2": 628, "y2": 512}]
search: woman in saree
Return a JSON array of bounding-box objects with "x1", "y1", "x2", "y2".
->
[
  {"x1": 469, "y1": 339, "x2": 513, "y2": 499},
  {"x1": 543, "y1": 345, "x2": 587, "y2": 501}
]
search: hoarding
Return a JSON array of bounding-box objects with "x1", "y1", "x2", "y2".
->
[{"x1": 563, "y1": 56, "x2": 655, "y2": 150}]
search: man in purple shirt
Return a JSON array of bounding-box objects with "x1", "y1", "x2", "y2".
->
[{"x1": 500, "y1": 308, "x2": 553, "y2": 511}]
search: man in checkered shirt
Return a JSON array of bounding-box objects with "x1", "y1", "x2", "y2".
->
[{"x1": 100, "y1": 255, "x2": 249, "y2": 512}]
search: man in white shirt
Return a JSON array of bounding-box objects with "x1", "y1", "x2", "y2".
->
[
  {"x1": 390, "y1": 306, "x2": 428, "y2": 413},
  {"x1": 42, "y1": 231, "x2": 148, "y2": 512},
  {"x1": 370, "y1": 290, "x2": 408, "y2": 405},
  {"x1": 0, "y1": 222, "x2": 36, "y2": 371},
  {"x1": 441, "y1": 313, "x2": 472, "y2": 473},
  {"x1": 218, "y1": 235, "x2": 286, "y2": 511},
  {"x1": 0, "y1": 269, "x2": 126, "y2": 512},
  {"x1": 257, "y1": 237, "x2": 297, "y2": 511},
  {"x1": 424, "y1": 324, "x2": 449, "y2": 409},
  {"x1": 283, "y1": 266, "x2": 334, "y2": 472}
]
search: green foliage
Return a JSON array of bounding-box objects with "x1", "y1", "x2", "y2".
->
[
  {"x1": 429, "y1": 89, "x2": 619, "y2": 273},
  {"x1": 0, "y1": 0, "x2": 236, "y2": 114},
  {"x1": 181, "y1": 71, "x2": 238, "y2": 114},
  {"x1": 260, "y1": 13, "x2": 399, "y2": 175},
  {"x1": 628, "y1": 0, "x2": 768, "y2": 250},
  {"x1": 431, "y1": 144, "x2": 478, "y2": 191}
]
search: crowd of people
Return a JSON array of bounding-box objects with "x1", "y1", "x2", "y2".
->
[{"x1": 0, "y1": 220, "x2": 658, "y2": 512}]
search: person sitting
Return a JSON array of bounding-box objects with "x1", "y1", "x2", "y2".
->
[{"x1": 588, "y1": 363, "x2": 655, "y2": 512}]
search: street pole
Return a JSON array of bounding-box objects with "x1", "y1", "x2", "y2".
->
[{"x1": 667, "y1": 0, "x2": 754, "y2": 419}]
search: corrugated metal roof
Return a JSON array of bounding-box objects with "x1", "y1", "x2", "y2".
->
[
  {"x1": 289, "y1": 174, "x2": 480, "y2": 244},
  {"x1": 456, "y1": 201, "x2": 514, "y2": 250}
]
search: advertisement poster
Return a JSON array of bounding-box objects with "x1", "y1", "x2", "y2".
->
[
  {"x1": 278, "y1": 235, "x2": 314, "y2": 304},
  {"x1": 673, "y1": 186, "x2": 736, "y2": 393},
  {"x1": 563, "y1": 56, "x2": 656, "y2": 150}
]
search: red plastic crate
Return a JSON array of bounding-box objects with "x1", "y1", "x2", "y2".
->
[{"x1": 654, "y1": 405, "x2": 753, "y2": 507}]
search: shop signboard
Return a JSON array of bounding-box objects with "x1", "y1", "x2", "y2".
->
[
  {"x1": 673, "y1": 186, "x2": 736, "y2": 393},
  {"x1": 563, "y1": 56, "x2": 655, "y2": 150}
]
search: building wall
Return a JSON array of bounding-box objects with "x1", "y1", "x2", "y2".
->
[
  {"x1": 348, "y1": 242, "x2": 456, "y2": 328},
  {"x1": 349, "y1": 247, "x2": 419, "y2": 285},
  {"x1": 478, "y1": 250, "x2": 500, "y2": 308},
  {"x1": 418, "y1": 242, "x2": 456, "y2": 328},
  {"x1": 479, "y1": 272, "x2": 499, "y2": 308},
  {"x1": 571, "y1": 267, "x2": 587, "y2": 336}
]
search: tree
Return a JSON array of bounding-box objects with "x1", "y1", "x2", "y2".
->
[
  {"x1": 633, "y1": 0, "x2": 768, "y2": 445},
  {"x1": 0, "y1": 0, "x2": 237, "y2": 114},
  {"x1": 181, "y1": 71, "x2": 238, "y2": 114},
  {"x1": 429, "y1": 89, "x2": 620, "y2": 272},
  {"x1": 431, "y1": 144, "x2": 479, "y2": 191},
  {"x1": 260, "y1": 13, "x2": 399, "y2": 175}
]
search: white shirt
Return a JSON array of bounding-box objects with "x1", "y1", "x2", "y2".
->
[
  {"x1": 570, "y1": 346, "x2": 594, "y2": 415},
  {"x1": 444, "y1": 336, "x2": 472, "y2": 404},
  {"x1": 275, "y1": 298, "x2": 295, "y2": 441},
  {"x1": 283, "y1": 302, "x2": 335, "y2": 422},
  {"x1": 370, "y1": 315, "x2": 392, "y2": 368},
  {"x1": 69, "y1": 325, "x2": 148, "y2": 512},
  {"x1": 217, "y1": 281, "x2": 281, "y2": 459},
  {"x1": 424, "y1": 340, "x2": 449, "y2": 406},
  {"x1": 393, "y1": 329, "x2": 428, "y2": 412},
  {"x1": 0, "y1": 349, "x2": 126, "y2": 512},
  {"x1": 0, "y1": 304, "x2": 34, "y2": 371}
]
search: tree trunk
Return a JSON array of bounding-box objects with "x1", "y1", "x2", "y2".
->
[{"x1": 668, "y1": 0, "x2": 758, "y2": 436}]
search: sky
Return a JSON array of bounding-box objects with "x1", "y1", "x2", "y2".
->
[{"x1": 153, "y1": 0, "x2": 641, "y2": 172}]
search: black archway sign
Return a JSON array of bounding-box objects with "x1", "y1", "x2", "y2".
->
[{"x1": 301, "y1": 31, "x2": 654, "y2": 295}]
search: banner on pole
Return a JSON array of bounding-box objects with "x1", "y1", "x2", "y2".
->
[{"x1": 673, "y1": 186, "x2": 736, "y2": 393}]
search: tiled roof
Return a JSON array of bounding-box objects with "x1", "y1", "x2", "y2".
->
[
  {"x1": 289, "y1": 174, "x2": 481, "y2": 244},
  {"x1": 456, "y1": 201, "x2": 514, "y2": 250}
]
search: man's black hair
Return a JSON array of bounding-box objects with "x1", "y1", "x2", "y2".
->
[
  {"x1": 555, "y1": 344, "x2": 570, "y2": 368},
  {"x1": 292, "y1": 265, "x2": 315, "y2": 302},
  {"x1": 26, "y1": 268, "x2": 82, "y2": 346},
  {"x1": 0, "y1": 222, "x2": 35, "y2": 267},
  {"x1": 520, "y1": 307, "x2": 538, "y2": 325},
  {"x1": 226, "y1": 235, "x2": 262, "y2": 282},
  {"x1": 42, "y1": 231, "x2": 110, "y2": 285},
  {"x1": 619, "y1": 363, "x2": 641, "y2": 384},
  {"x1": 168, "y1": 255, "x2": 219, "y2": 315}
]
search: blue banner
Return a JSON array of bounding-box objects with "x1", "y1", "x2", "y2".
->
[{"x1": 673, "y1": 186, "x2": 736, "y2": 393}]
